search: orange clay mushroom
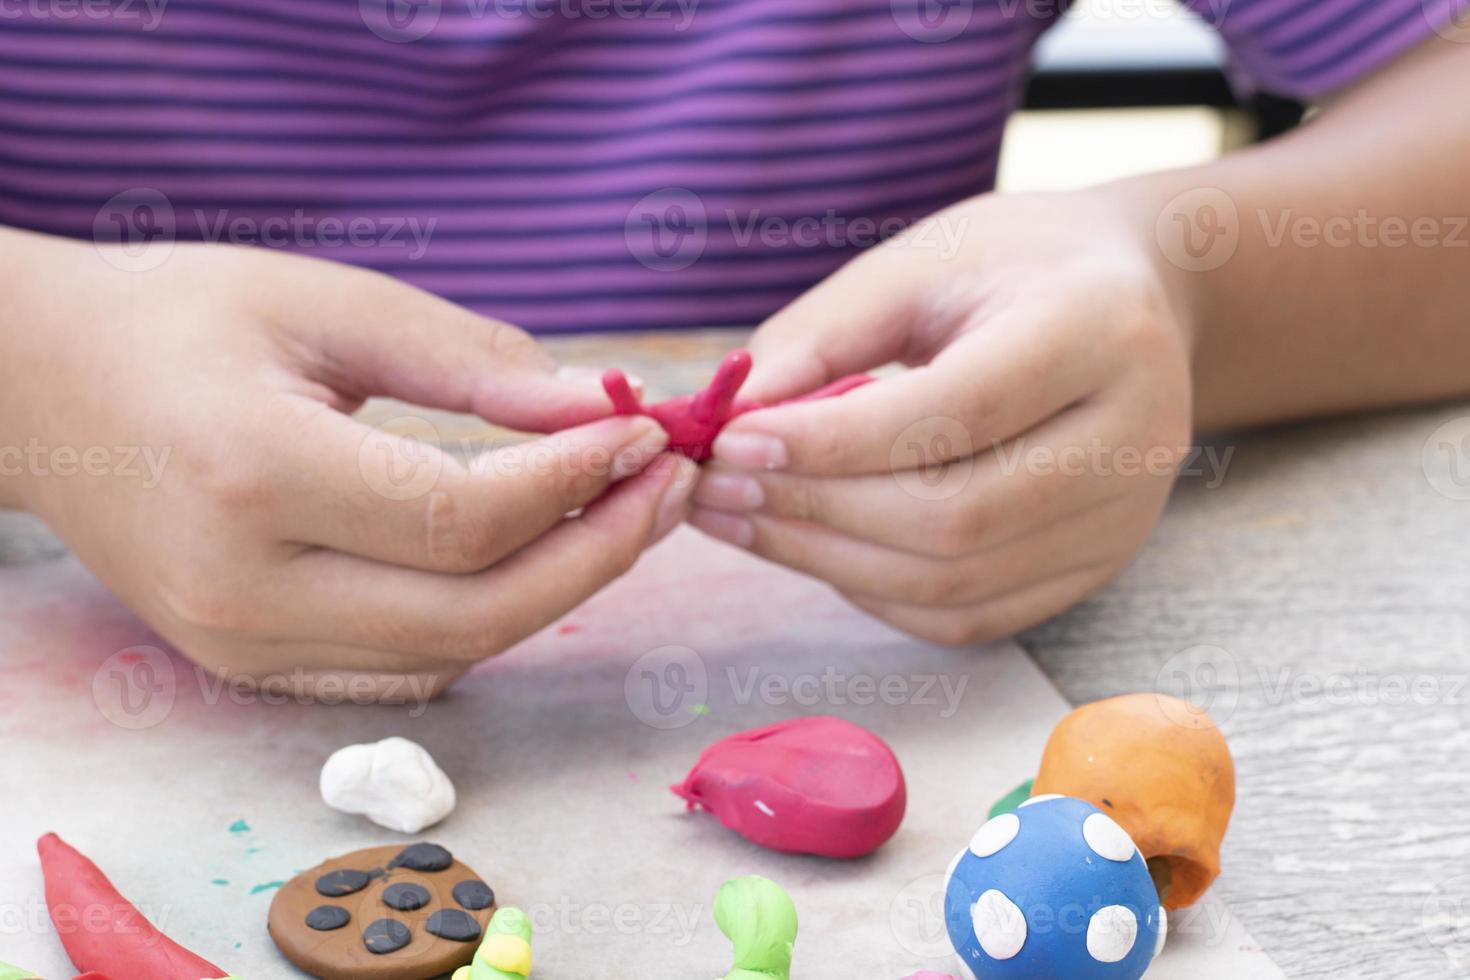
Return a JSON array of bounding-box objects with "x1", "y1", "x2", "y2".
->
[{"x1": 1031, "y1": 693, "x2": 1235, "y2": 910}]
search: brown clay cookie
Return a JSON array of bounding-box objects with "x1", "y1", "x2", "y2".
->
[{"x1": 268, "y1": 843, "x2": 497, "y2": 979}]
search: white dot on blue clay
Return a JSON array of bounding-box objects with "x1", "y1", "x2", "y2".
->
[
  {"x1": 971, "y1": 889, "x2": 1027, "y2": 960},
  {"x1": 1082, "y1": 812, "x2": 1138, "y2": 863},
  {"x1": 1086, "y1": 904, "x2": 1139, "y2": 963},
  {"x1": 1154, "y1": 906, "x2": 1168, "y2": 959},
  {"x1": 968, "y1": 813, "x2": 1020, "y2": 858},
  {"x1": 1018, "y1": 793, "x2": 1063, "y2": 808}
]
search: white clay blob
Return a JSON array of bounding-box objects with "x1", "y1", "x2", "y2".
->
[
  {"x1": 1018, "y1": 793, "x2": 1063, "y2": 808},
  {"x1": 320, "y1": 736, "x2": 456, "y2": 834},
  {"x1": 1154, "y1": 905, "x2": 1168, "y2": 959},
  {"x1": 971, "y1": 889, "x2": 1027, "y2": 961},
  {"x1": 968, "y1": 813, "x2": 1021, "y2": 858},
  {"x1": 1082, "y1": 812, "x2": 1138, "y2": 863},
  {"x1": 1086, "y1": 905, "x2": 1139, "y2": 963}
]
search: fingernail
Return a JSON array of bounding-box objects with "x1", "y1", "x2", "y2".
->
[
  {"x1": 690, "y1": 507, "x2": 755, "y2": 548},
  {"x1": 712, "y1": 432, "x2": 789, "y2": 471},
  {"x1": 623, "y1": 415, "x2": 667, "y2": 449},
  {"x1": 652, "y1": 456, "x2": 699, "y2": 541},
  {"x1": 604, "y1": 417, "x2": 668, "y2": 479},
  {"x1": 693, "y1": 471, "x2": 765, "y2": 512}
]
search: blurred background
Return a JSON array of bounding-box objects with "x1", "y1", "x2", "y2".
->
[{"x1": 1001, "y1": 0, "x2": 1297, "y2": 191}]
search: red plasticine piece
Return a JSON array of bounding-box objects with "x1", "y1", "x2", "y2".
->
[
  {"x1": 602, "y1": 349, "x2": 872, "y2": 461},
  {"x1": 37, "y1": 833, "x2": 228, "y2": 980},
  {"x1": 671, "y1": 716, "x2": 907, "y2": 859}
]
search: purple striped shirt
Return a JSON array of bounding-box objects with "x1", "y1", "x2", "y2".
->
[{"x1": 0, "y1": 0, "x2": 1452, "y2": 332}]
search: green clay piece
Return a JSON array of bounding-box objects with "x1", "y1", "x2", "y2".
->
[
  {"x1": 715, "y1": 876, "x2": 798, "y2": 980},
  {"x1": 453, "y1": 907, "x2": 533, "y2": 979},
  {"x1": 988, "y1": 779, "x2": 1035, "y2": 819},
  {"x1": 0, "y1": 963, "x2": 40, "y2": 980}
]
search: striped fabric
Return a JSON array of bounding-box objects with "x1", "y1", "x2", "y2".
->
[
  {"x1": 1190, "y1": 0, "x2": 1460, "y2": 97},
  {"x1": 0, "y1": 0, "x2": 1447, "y2": 333}
]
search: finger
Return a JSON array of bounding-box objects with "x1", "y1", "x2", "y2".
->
[
  {"x1": 264, "y1": 252, "x2": 616, "y2": 432},
  {"x1": 162, "y1": 625, "x2": 472, "y2": 701},
  {"x1": 713, "y1": 313, "x2": 1109, "y2": 477},
  {"x1": 739, "y1": 239, "x2": 937, "y2": 402},
  {"x1": 842, "y1": 563, "x2": 1122, "y2": 648},
  {"x1": 252, "y1": 454, "x2": 698, "y2": 659},
  {"x1": 200, "y1": 645, "x2": 468, "y2": 703},
  {"x1": 694, "y1": 403, "x2": 1122, "y2": 558},
  {"x1": 696, "y1": 464, "x2": 1118, "y2": 559},
  {"x1": 252, "y1": 665, "x2": 462, "y2": 705},
  {"x1": 271, "y1": 407, "x2": 669, "y2": 573},
  {"x1": 690, "y1": 498, "x2": 1128, "y2": 608}
]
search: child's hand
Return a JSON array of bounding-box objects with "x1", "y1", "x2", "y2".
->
[
  {"x1": 0, "y1": 229, "x2": 694, "y2": 698},
  {"x1": 692, "y1": 191, "x2": 1193, "y2": 645}
]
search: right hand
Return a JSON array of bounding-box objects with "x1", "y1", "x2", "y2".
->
[{"x1": 0, "y1": 228, "x2": 696, "y2": 701}]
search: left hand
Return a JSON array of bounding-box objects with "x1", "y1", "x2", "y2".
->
[{"x1": 689, "y1": 190, "x2": 1194, "y2": 645}]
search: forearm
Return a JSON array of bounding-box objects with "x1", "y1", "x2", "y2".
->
[
  {"x1": 0, "y1": 226, "x2": 95, "y2": 512},
  {"x1": 1104, "y1": 36, "x2": 1470, "y2": 432},
  {"x1": 0, "y1": 226, "x2": 42, "y2": 511}
]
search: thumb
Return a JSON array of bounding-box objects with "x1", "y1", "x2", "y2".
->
[
  {"x1": 740, "y1": 236, "x2": 934, "y2": 403},
  {"x1": 273, "y1": 256, "x2": 612, "y2": 433}
]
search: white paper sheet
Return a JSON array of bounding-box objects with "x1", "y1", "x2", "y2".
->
[{"x1": 0, "y1": 529, "x2": 1282, "y2": 979}]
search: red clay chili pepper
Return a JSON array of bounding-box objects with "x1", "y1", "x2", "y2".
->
[{"x1": 37, "y1": 833, "x2": 227, "y2": 980}]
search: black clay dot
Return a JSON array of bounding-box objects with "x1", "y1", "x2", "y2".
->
[
  {"x1": 453, "y1": 880, "x2": 495, "y2": 911},
  {"x1": 305, "y1": 905, "x2": 350, "y2": 931},
  {"x1": 382, "y1": 882, "x2": 431, "y2": 911},
  {"x1": 362, "y1": 918, "x2": 412, "y2": 954},
  {"x1": 388, "y1": 843, "x2": 453, "y2": 872},
  {"x1": 316, "y1": 869, "x2": 371, "y2": 897},
  {"x1": 425, "y1": 908, "x2": 481, "y2": 943}
]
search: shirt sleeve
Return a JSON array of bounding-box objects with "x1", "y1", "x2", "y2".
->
[{"x1": 1183, "y1": 0, "x2": 1461, "y2": 100}]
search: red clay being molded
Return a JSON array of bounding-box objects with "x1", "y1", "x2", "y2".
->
[
  {"x1": 603, "y1": 349, "x2": 872, "y2": 461},
  {"x1": 672, "y1": 716, "x2": 907, "y2": 859}
]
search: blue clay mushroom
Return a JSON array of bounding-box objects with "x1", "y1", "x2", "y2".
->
[{"x1": 944, "y1": 795, "x2": 1165, "y2": 979}]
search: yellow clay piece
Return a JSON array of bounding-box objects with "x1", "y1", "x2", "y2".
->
[{"x1": 483, "y1": 934, "x2": 534, "y2": 974}]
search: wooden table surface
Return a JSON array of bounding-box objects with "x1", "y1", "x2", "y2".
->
[{"x1": 6, "y1": 328, "x2": 1470, "y2": 979}]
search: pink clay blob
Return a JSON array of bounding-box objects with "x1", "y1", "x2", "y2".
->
[{"x1": 671, "y1": 716, "x2": 907, "y2": 859}]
